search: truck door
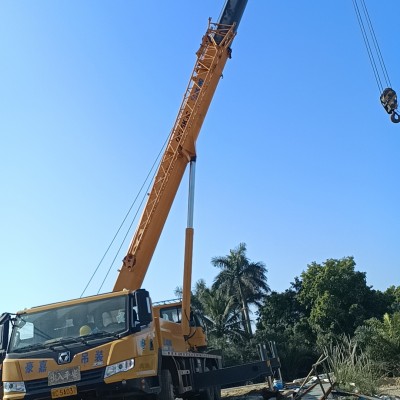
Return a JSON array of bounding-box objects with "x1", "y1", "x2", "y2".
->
[{"x1": 0, "y1": 313, "x2": 11, "y2": 362}]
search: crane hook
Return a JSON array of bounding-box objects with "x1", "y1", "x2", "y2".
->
[
  {"x1": 380, "y1": 88, "x2": 397, "y2": 114},
  {"x1": 380, "y1": 88, "x2": 399, "y2": 124},
  {"x1": 391, "y1": 110, "x2": 400, "y2": 123}
]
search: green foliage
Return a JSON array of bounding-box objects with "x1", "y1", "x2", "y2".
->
[
  {"x1": 197, "y1": 285, "x2": 246, "y2": 342},
  {"x1": 297, "y1": 257, "x2": 388, "y2": 344},
  {"x1": 255, "y1": 327, "x2": 317, "y2": 381},
  {"x1": 255, "y1": 258, "x2": 398, "y2": 380},
  {"x1": 256, "y1": 284, "x2": 313, "y2": 345},
  {"x1": 384, "y1": 286, "x2": 400, "y2": 312},
  {"x1": 257, "y1": 284, "x2": 302, "y2": 332},
  {"x1": 208, "y1": 335, "x2": 260, "y2": 367},
  {"x1": 212, "y1": 243, "x2": 269, "y2": 336},
  {"x1": 186, "y1": 250, "x2": 399, "y2": 382},
  {"x1": 354, "y1": 312, "x2": 400, "y2": 376},
  {"x1": 191, "y1": 280, "x2": 260, "y2": 366}
]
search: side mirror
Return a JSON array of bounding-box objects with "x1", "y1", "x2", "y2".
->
[{"x1": 135, "y1": 289, "x2": 152, "y2": 326}]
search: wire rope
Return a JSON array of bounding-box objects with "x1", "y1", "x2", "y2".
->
[
  {"x1": 96, "y1": 169, "x2": 155, "y2": 294},
  {"x1": 359, "y1": 0, "x2": 392, "y2": 88},
  {"x1": 352, "y1": 0, "x2": 383, "y2": 91},
  {"x1": 80, "y1": 133, "x2": 170, "y2": 297},
  {"x1": 352, "y1": 0, "x2": 399, "y2": 122}
]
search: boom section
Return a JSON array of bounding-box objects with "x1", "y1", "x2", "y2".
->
[
  {"x1": 218, "y1": 0, "x2": 248, "y2": 35},
  {"x1": 114, "y1": 20, "x2": 237, "y2": 292}
]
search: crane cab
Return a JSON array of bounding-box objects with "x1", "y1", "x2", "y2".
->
[{"x1": 153, "y1": 300, "x2": 207, "y2": 351}]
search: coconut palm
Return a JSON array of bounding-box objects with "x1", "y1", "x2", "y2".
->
[
  {"x1": 199, "y1": 286, "x2": 246, "y2": 343},
  {"x1": 175, "y1": 279, "x2": 245, "y2": 342},
  {"x1": 211, "y1": 243, "x2": 269, "y2": 336}
]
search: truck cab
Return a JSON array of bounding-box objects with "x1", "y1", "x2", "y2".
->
[{"x1": 2, "y1": 290, "x2": 160, "y2": 400}]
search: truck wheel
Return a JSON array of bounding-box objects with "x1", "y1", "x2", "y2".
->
[{"x1": 158, "y1": 369, "x2": 175, "y2": 400}]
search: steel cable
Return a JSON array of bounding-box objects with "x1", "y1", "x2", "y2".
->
[
  {"x1": 352, "y1": 0, "x2": 392, "y2": 93},
  {"x1": 80, "y1": 134, "x2": 169, "y2": 297}
]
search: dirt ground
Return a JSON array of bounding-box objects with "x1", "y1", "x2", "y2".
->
[
  {"x1": 221, "y1": 382, "x2": 284, "y2": 400},
  {"x1": 378, "y1": 377, "x2": 400, "y2": 397},
  {"x1": 221, "y1": 377, "x2": 400, "y2": 399}
]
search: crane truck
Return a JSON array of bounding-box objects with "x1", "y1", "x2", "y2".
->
[{"x1": 0, "y1": 2, "x2": 280, "y2": 399}]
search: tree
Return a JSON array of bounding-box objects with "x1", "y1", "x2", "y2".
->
[
  {"x1": 212, "y1": 243, "x2": 269, "y2": 336},
  {"x1": 298, "y1": 256, "x2": 387, "y2": 346},
  {"x1": 198, "y1": 287, "x2": 245, "y2": 341},
  {"x1": 256, "y1": 279, "x2": 317, "y2": 380},
  {"x1": 257, "y1": 278, "x2": 305, "y2": 337},
  {"x1": 384, "y1": 285, "x2": 400, "y2": 312},
  {"x1": 190, "y1": 280, "x2": 254, "y2": 366}
]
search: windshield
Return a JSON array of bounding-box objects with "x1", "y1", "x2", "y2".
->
[{"x1": 9, "y1": 295, "x2": 128, "y2": 352}]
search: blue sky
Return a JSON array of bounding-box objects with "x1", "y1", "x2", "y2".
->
[{"x1": 1, "y1": 1, "x2": 399, "y2": 316}]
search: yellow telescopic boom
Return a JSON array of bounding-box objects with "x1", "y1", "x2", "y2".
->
[{"x1": 114, "y1": 18, "x2": 238, "y2": 292}]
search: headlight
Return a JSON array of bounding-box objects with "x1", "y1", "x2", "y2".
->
[
  {"x1": 4, "y1": 382, "x2": 26, "y2": 393},
  {"x1": 104, "y1": 359, "x2": 134, "y2": 378}
]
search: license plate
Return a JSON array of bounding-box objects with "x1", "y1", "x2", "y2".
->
[
  {"x1": 48, "y1": 366, "x2": 81, "y2": 386},
  {"x1": 51, "y1": 385, "x2": 77, "y2": 399}
]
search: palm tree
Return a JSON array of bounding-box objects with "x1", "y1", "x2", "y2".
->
[
  {"x1": 354, "y1": 312, "x2": 400, "y2": 376},
  {"x1": 199, "y1": 287, "x2": 246, "y2": 344},
  {"x1": 211, "y1": 243, "x2": 269, "y2": 336},
  {"x1": 175, "y1": 279, "x2": 245, "y2": 342}
]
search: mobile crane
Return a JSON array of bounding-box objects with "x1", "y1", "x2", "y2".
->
[{"x1": 0, "y1": 2, "x2": 279, "y2": 399}]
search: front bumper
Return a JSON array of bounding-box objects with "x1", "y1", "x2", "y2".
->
[{"x1": 5, "y1": 368, "x2": 160, "y2": 400}]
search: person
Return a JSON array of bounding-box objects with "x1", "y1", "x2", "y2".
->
[{"x1": 76, "y1": 313, "x2": 98, "y2": 336}]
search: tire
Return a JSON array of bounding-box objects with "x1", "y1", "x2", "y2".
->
[{"x1": 158, "y1": 369, "x2": 175, "y2": 400}]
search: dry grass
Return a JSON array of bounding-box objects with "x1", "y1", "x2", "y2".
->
[{"x1": 324, "y1": 337, "x2": 385, "y2": 396}]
